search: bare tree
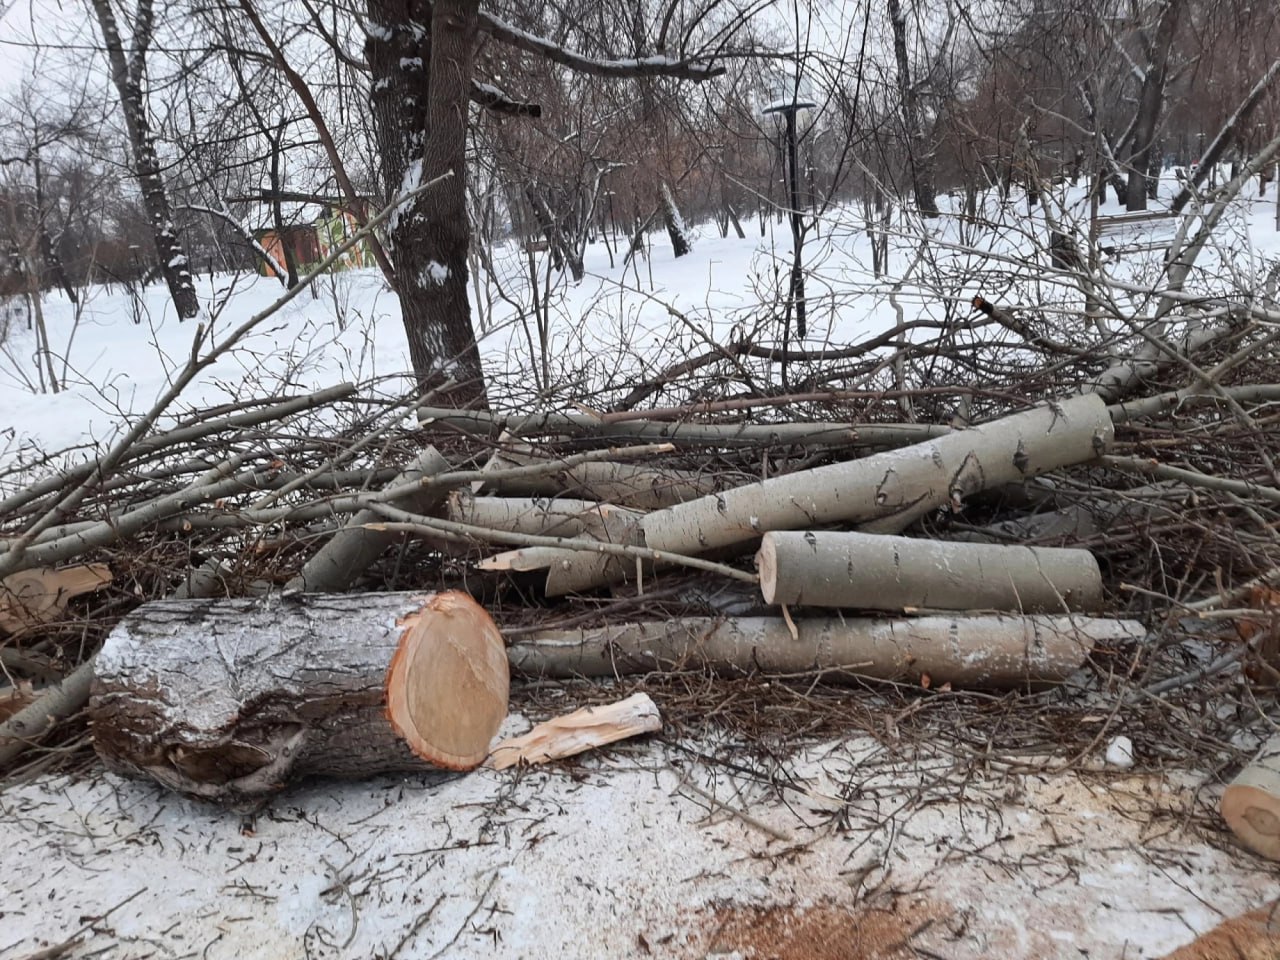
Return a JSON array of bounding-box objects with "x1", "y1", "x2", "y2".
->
[{"x1": 89, "y1": 0, "x2": 200, "y2": 318}]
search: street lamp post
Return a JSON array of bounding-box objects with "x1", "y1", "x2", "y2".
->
[{"x1": 763, "y1": 91, "x2": 816, "y2": 341}]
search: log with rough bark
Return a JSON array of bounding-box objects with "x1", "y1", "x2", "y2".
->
[
  {"x1": 500, "y1": 394, "x2": 1114, "y2": 596},
  {"x1": 506, "y1": 614, "x2": 1143, "y2": 688},
  {"x1": 283, "y1": 447, "x2": 452, "y2": 593},
  {"x1": 90, "y1": 591, "x2": 508, "y2": 806},
  {"x1": 756, "y1": 532, "x2": 1103, "y2": 612},
  {"x1": 1221, "y1": 733, "x2": 1280, "y2": 861}
]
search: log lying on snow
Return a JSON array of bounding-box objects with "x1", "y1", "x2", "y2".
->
[
  {"x1": 507, "y1": 615, "x2": 1144, "y2": 688},
  {"x1": 756, "y1": 532, "x2": 1103, "y2": 612},
  {"x1": 90, "y1": 591, "x2": 508, "y2": 805},
  {"x1": 1221, "y1": 733, "x2": 1280, "y2": 861},
  {"x1": 498, "y1": 394, "x2": 1114, "y2": 596}
]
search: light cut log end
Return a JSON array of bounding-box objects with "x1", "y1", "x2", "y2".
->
[
  {"x1": 386, "y1": 591, "x2": 509, "y2": 771},
  {"x1": 1221, "y1": 735, "x2": 1280, "y2": 860},
  {"x1": 756, "y1": 537, "x2": 779, "y2": 605}
]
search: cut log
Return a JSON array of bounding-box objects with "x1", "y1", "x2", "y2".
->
[
  {"x1": 448, "y1": 491, "x2": 642, "y2": 540},
  {"x1": 521, "y1": 394, "x2": 1114, "y2": 595},
  {"x1": 507, "y1": 615, "x2": 1143, "y2": 688},
  {"x1": 0, "y1": 564, "x2": 112, "y2": 634},
  {"x1": 1221, "y1": 733, "x2": 1280, "y2": 861},
  {"x1": 283, "y1": 446, "x2": 451, "y2": 593},
  {"x1": 756, "y1": 531, "x2": 1103, "y2": 612},
  {"x1": 473, "y1": 443, "x2": 715, "y2": 509},
  {"x1": 90, "y1": 591, "x2": 508, "y2": 805},
  {"x1": 487, "y1": 692, "x2": 661, "y2": 769}
]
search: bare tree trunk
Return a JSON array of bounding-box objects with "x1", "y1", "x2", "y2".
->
[
  {"x1": 1125, "y1": 0, "x2": 1183, "y2": 212},
  {"x1": 89, "y1": 0, "x2": 200, "y2": 319},
  {"x1": 660, "y1": 182, "x2": 693, "y2": 257},
  {"x1": 887, "y1": 0, "x2": 938, "y2": 218},
  {"x1": 366, "y1": 0, "x2": 487, "y2": 406}
]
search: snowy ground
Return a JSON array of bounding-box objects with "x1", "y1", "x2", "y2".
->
[
  {"x1": 2, "y1": 727, "x2": 1275, "y2": 960},
  {"x1": 3, "y1": 180, "x2": 1280, "y2": 957}
]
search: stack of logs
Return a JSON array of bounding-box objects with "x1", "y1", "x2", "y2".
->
[{"x1": 4, "y1": 392, "x2": 1278, "y2": 859}]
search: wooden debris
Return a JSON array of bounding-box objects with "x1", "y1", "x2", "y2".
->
[
  {"x1": 1221, "y1": 733, "x2": 1280, "y2": 861},
  {"x1": 487, "y1": 692, "x2": 661, "y2": 769},
  {"x1": 507, "y1": 614, "x2": 1143, "y2": 688},
  {"x1": 512, "y1": 394, "x2": 1114, "y2": 596},
  {"x1": 90, "y1": 591, "x2": 508, "y2": 805},
  {"x1": 0, "y1": 564, "x2": 112, "y2": 634},
  {"x1": 756, "y1": 531, "x2": 1103, "y2": 612},
  {"x1": 1158, "y1": 902, "x2": 1280, "y2": 959}
]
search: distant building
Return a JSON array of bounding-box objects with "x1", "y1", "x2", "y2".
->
[{"x1": 254, "y1": 200, "x2": 376, "y2": 278}]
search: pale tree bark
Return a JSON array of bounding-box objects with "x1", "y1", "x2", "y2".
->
[
  {"x1": 366, "y1": 0, "x2": 488, "y2": 407},
  {"x1": 887, "y1": 0, "x2": 938, "y2": 218},
  {"x1": 1125, "y1": 0, "x2": 1183, "y2": 212},
  {"x1": 89, "y1": 0, "x2": 200, "y2": 319}
]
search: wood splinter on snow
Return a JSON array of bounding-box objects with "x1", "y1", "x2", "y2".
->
[
  {"x1": 90, "y1": 590, "x2": 508, "y2": 806},
  {"x1": 1221, "y1": 732, "x2": 1280, "y2": 861},
  {"x1": 487, "y1": 692, "x2": 661, "y2": 770}
]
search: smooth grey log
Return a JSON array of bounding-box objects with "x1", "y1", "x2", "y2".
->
[
  {"x1": 507, "y1": 615, "x2": 1144, "y2": 689},
  {"x1": 756, "y1": 531, "x2": 1103, "y2": 612},
  {"x1": 284, "y1": 447, "x2": 451, "y2": 593},
  {"x1": 518, "y1": 394, "x2": 1114, "y2": 596}
]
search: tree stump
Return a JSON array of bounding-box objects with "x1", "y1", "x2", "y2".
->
[{"x1": 90, "y1": 591, "x2": 508, "y2": 806}]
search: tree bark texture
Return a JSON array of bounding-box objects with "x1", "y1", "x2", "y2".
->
[
  {"x1": 507, "y1": 615, "x2": 1143, "y2": 689},
  {"x1": 89, "y1": 0, "x2": 199, "y2": 319},
  {"x1": 1125, "y1": 0, "x2": 1183, "y2": 212},
  {"x1": 517, "y1": 394, "x2": 1113, "y2": 596},
  {"x1": 90, "y1": 591, "x2": 508, "y2": 806},
  {"x1": 366, "y1": 0, "x2": 487, "y2": 405},
  {"x1": 887, "y1": 0, "x2": 938, "y2": 218},
  {"x1": 756, "y1": 531, "x2": 1102, "y2": 613}
]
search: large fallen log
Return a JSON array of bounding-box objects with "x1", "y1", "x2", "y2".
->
[
  {"x1": 1221, "y1": 732, "x2": 1280, "y2": 861},
  {"x1": 498, "y1": 394, "x2": 1114, "y2": 596},
  {"x1": 90, "y1": 591, "x2": 508, "y2": 806},
  {"x1": 506, "y1": 614, "x2": 1143, "y2": 688},
  {"x1": 756, "y1": 531, "x2": 1103, "y2": 612}
]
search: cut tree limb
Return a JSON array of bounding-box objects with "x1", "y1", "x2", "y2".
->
[
  {"x1": 283, "y1": 447, "x2": 451, "y2": 593},
  {"x1": 1221, "y1": 733, "x2": 1280, "y2": 861},
  {"x1": 448, "y1": 491, "x2": 642, "y2": 540},
  {"x1": 90, "y1": 591, "x2": 508, "y2": 805},
  {"x1": 523, "y1": 394, "x2": 1114, "y2": 596},
  {"x1": 473, "y1": 444, "x2": 715, "y2": 508},
  {"x1": 507, "y1": 614, "x2": 1142, "y2": 688},
  {"x1": 756, "y1": 532, "x2": 1102, "y2": 612}
]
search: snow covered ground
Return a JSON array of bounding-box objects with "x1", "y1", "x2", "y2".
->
[
  {"x1": 2, "y1": 728, "x2": 1275, "y2": 959},
  {"x1": 3, "y1": 181, "x2": 1280, "y2": 957}
]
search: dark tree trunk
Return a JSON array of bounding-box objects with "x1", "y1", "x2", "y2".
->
[
  {"x1": 1125, "y1": 0, "x2": 1183, "y2": 212},
  {"x1": 887, "y1": 0, "x2": 938, "y2": 218},
  {"x1": 366, "y1": 0, "x2": 487, "y2": 407},
  {"x1": 90, "y1": 0, "x2": 200, "y2": 319},
  {"x1": 660, "y1": 182, "x2": 693, "y2": 257}
]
